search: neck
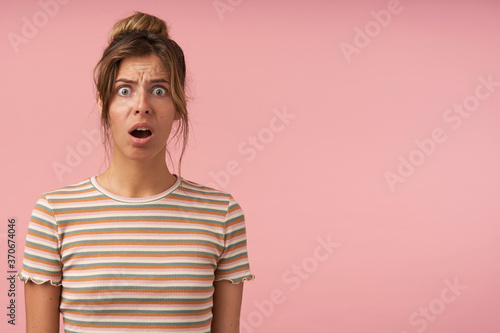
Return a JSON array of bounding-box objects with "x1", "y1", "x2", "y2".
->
[{"x1": 97, "y1": 151, "x2": 177, "y2": 198}]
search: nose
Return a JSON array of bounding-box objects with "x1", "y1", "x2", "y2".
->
[{"x1": 134, "y1": 89, "x2": 150, "y2": 115}]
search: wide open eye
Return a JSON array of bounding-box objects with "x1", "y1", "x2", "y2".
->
[
  {"x1": 152, "y1": 87, "x2": 167, "y2": 96},
  {"x1": 118, "y1": 87, "x2": 131, "y2": 96}
]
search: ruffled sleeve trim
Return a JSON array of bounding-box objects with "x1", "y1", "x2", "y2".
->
[
  {"x1": 215, "y1": 274, "x2": 255, "y2": 284},
  {"x1": 18, "y1": 272, "x2": 62, "y2": 287}
]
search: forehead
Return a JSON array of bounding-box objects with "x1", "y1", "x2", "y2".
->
[{"x1": 116, "y1": 54, "x2": 168, "y2": 80}]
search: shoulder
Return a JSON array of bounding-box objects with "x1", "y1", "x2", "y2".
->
[
  {"x1": 177, "y1": 178, "x2": 245, "y2": 221},
  {"x1": 177, "y1": 178, "x2": 241, "y2": 207},
  {"x1": 40, "y1": 178, "x2": 94, "y2": 202},
  {"x1": 178, "y1": 178, "x2": 232, "y2": 198},
  {"x1": 29, "y1": 178, "x2": 94, "y2": 220}
]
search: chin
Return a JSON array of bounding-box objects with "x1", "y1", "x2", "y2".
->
[{"x1": 128, "y1": 147, "x2": 166, "y2": 162}]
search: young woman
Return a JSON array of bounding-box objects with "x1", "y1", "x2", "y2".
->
[{"x1": 20, "y1": 12, "x2": 254, "y2": 333}]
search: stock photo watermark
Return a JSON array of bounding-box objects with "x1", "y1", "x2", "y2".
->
[
  {"x1": 52, "y1": 127, "x2": 101, "y2": 182},
  {"x1": 205, "y1": 106, "x2": 295, "y2": 190},
  {"x1": 7, "y1": 0, "x2": 72, "y2": 54},
  {"x1": 385, "y1": 73, "x2": 499, "y2": 192},
  {"x1": 400, "y1": 277, "x2": 467, "y2": 333},
  {"x1": 213, "y1": 0, "x2": 243, "y2": 21},
  {"x1": 241, "y1": 235, "x2": 340, "y2": 332},
  {"x1": 340, "y1": 0, "x2": 410, "y2": 64},
  {"x1": 5, "y1": 217, "x2": 17, "y2": 325}
]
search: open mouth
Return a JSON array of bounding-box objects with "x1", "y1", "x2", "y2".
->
[{"x1": 130, "y1": 127, "x2": 152, "y2": 138}]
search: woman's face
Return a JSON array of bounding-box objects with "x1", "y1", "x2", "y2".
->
[{"x1": 104, "y1": 54, "x2": 179, "y2": 163}]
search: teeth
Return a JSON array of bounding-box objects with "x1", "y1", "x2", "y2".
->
[{"x1": 136, "y1": 127, "x2": 148, "y2": 131}]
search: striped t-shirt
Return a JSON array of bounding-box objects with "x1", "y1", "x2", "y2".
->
[{"x1": 19, "y1": 176, "x2": 254, "y2": 332}]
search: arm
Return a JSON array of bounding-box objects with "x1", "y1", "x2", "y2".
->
[
  {"x1": 210, "y1": 280, "x2": 244, "y2": 333},
  {"x1": 25, "y1": 280, "x2": 61, "y2": 333}
]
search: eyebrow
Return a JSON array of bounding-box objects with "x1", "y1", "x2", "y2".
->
[{"x1": 114, "y1": 78, "x2": 170, "y2": 85}]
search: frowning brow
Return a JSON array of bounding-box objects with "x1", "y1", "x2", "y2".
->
[{"x1": 114, "y1": 78, "x2": 170, "y2": 84}]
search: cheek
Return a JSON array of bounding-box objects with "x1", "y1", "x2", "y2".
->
[
  {"x1": 107, "y1": 108, "x2": 126, "y2": 134},
  {"x1": 108, "y1": 100, "x2": 127, "y2": 119}
]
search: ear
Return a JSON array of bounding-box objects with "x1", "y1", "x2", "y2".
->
[{"x1": 98, "y1": 98, "x2": 103, "y2": 114}]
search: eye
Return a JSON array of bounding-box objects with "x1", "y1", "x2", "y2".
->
[
  {"x1": 118, "y1": 87, "x2": 131, "y2": 96},
  {"x1": 152, "y1": 87, "x2": 167, "y2": 96}
]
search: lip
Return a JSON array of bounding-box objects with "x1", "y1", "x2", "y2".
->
[{"x1": 129, "y1": 122, "x2": 154, "y2": 146}]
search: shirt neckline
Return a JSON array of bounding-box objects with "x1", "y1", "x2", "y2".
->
[{"x1": 90, "y1": 175, "x2": 181, "y2": 203}]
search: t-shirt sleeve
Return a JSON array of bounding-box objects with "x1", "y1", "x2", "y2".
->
[
  {"x1": 18, "y1": 195, "x2": 62, "y2": 286},
  {"x1": 214, "y1": 195, "x2": 255, "y2": 284}
]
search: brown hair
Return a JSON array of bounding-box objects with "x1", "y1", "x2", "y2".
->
[{"x1": 94, "y1": 11, "x2": 188, "y2": 173}]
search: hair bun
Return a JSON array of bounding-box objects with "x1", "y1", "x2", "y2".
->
[{"x1": 108, "y1": 11, "x2": 169, "y2": 44}]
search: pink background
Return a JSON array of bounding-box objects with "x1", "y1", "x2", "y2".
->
[{"x1": 1, "y1": 0, "x2": 499, "y2": 332}]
